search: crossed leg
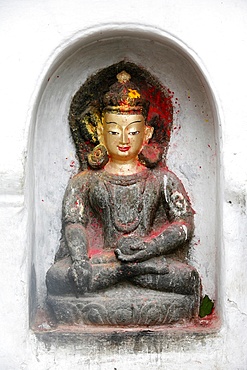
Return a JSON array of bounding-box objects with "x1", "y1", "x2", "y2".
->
[
  {"x1": 46, "y1": 255, "x2": 200, "y2": 299},
  {"x1": 130, "y1": 258, "x2": 201, "y2": 296},
  {"x1": 46, "y1": 256, "x2": 169, "y2": 295}
]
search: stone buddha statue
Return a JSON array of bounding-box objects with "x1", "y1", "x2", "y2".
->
[{"x1": 46, "y1": 67, "x2": 201, "y2": 326}]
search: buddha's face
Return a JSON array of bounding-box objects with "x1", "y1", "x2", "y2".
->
[{"x1": 99, "y1": 112, "x2": 153, "y2": 163}]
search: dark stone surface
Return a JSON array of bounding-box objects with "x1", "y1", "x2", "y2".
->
[
  {"x1": 45, "y1": 64, "x2": 202, "y2": 328},
  {"x1": 47, "y1": 283, "x2": 198, "y2": 326}
]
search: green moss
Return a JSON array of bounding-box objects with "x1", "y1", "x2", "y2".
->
[{"x1": 199, "y1": 295, "x2": 214, "y2": 318}]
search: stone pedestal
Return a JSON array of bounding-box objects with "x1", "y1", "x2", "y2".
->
[{"x1": 47, "y1": 283, "x2": 199, "y2": 326}]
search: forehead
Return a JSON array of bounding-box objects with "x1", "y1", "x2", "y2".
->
[{"x1": 103, "y1": 113, "x2": 145, "y2": 126}]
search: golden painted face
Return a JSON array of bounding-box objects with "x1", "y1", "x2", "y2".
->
[{"x1": 98, "y1": 112, "x2": 153, "y2": 163}]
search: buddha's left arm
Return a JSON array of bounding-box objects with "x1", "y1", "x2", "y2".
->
[
  {"x1": 115, "y1": 170, "x2": 194, "y2": 262},
  {"x1": 148, "y1": 170, "x2": 195, "y2": 254}
]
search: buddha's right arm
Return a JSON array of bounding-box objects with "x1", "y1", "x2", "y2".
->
[
  {"x1": 65, "y1": 223, "x2": 89, "y2": 263},
  {"x1": 62, "y1": 173, "x2": 90, "y2": 263}
]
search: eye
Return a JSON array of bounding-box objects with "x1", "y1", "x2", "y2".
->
[
  {"x1": 108, "y1": 131, "x2": 119, "y2": 135},
  {"x1": 129, "y1": 131, "x2": 140, "y2": 136}
]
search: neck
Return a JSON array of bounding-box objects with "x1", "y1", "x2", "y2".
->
[{"x1": 104, "y1": 159, "x2": 146, "y2": 176}]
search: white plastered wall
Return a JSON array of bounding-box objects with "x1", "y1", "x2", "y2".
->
[{"x1": 0, "y1": 1, "x2": 247, "y2": 369}]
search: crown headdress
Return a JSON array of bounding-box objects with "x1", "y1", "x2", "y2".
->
[{"x1": 102, "y1": 70, "x2": 149, "y2": 117}]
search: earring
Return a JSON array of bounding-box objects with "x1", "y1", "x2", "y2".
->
[{"x1": 87, "y1": 144, "x2": 108, "y2": 169}]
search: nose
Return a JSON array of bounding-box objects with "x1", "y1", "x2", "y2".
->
[{"x1": 119, "y1": 128, "x2": 129, "y2": 144}]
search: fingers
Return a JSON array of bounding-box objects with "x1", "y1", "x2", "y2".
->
[
  {"x1": 130, "y1": 242, "x2": 146, "y2": 251},
  {"x1": 69, "y1": 261, "x2": 92, "y2": 294},
  {"x1": 115, "y1": 248, "x2": 147, "y2": 262},
  {"x1": 114, "y1": 248, "x2": 131, "y2": 261}
]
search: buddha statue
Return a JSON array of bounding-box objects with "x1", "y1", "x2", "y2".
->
[{"x1": 46, "y1": 67, "x2": 201, "y2": 326}]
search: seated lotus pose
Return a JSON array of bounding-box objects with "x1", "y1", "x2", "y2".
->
[{"x1": 46, "y1": 70, "x2": 200, "y2": 299}]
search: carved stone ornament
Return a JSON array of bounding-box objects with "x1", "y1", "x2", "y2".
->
[{"x1": 46, "y1": 62, "x2": 201, "y2": 327}]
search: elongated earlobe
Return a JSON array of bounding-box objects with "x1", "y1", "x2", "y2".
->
[
  {"x1": 144, "y1": 126, "x2": 154, "y2": 143},
  {"x1": 87, "y1": 144, "x2": 108, "y2": 169}
]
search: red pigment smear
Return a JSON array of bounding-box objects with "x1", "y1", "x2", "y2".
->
[
  {"x1": 141, "y1": 86, "x2": 173, "y2": 142},
  {"x1": 198, "y1": 307, "x2": 217, "y2": 327},
  {"x1": 88, "y1": 249, "x2": 103, "y2": 258}
]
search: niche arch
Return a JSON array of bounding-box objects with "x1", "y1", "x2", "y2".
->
[{"x1": 28, "y1": 24, "x2": 222, "y2": 328}]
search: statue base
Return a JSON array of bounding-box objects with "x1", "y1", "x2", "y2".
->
[{"x1": 47, "y1": 283, "x2": 199, "y2": 326}]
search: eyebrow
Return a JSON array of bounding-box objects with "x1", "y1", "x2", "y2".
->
[{"x1": 105, "y1": 120, "x2": 142, "y2": 125}]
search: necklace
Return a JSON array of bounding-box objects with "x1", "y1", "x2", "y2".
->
[{"x1": 103, "y1": 172, "x2": 147, "y2": 233}]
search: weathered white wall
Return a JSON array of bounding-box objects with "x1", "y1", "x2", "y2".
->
[{"x1": 0, "y1": 0, "x2": 247, "y2": 369}]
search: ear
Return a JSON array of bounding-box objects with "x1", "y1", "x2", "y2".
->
[
  {"x1": 97, "y1": 122, "x2": 105, "y2": 145},
  {"x1": 144, "y1": 125, "x2": 154, "y2": 143}
]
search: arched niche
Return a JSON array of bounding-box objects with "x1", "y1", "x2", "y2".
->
[{"x1": 27, "y1": 26, "x2": 222, "y2": 327}]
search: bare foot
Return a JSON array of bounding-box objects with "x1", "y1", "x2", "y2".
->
[{"x1": 139, "y1": 257, "x2": 169, "y2": 275}]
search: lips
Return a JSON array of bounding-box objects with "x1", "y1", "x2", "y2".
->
[{"x1": 118, "y1": 146, "x2": 131, "y2": 152}]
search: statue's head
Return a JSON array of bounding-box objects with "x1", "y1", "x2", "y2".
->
[
  {"x1": 90, "y1": 71, "x2": 153, "y2": 170},
  {"x1": 88, "y1": 71, "x2": 159, "y2": 170},
  {"x1": 70, "y1": 63, "x2": 173, "y2": 171}
]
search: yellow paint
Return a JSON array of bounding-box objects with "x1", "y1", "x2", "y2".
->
[
  {"x1": 128, "y1": 89, "x2": 140, "y2": 99},
  {"x1": 85, "y1": 121, "x2": 97, "y2": 142}
]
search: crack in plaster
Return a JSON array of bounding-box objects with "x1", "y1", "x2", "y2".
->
[{"x1": 227, "y1": 298, "x2": 247, "y2": 317}]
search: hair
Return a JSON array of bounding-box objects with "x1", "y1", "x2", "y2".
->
[{"x1": 101, "y1": 71, "x2": 149, "y2": 119}]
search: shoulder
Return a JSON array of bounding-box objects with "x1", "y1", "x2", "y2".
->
[
  {"x1": 67, "y1": 169, "x2": 96, "y2": 187},
  {"x1": 64, "y1": 170, "x2": 98, "y2": 199},
  {"x1": 151, "y1": 167, "x2": 188, "y2": 199},
  {"x1": 151, "y1": 166, "x2": 181, "y2": 184}
]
